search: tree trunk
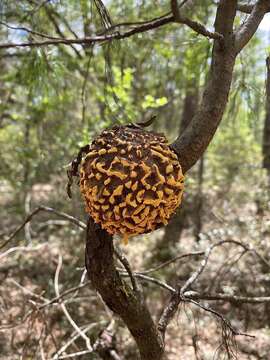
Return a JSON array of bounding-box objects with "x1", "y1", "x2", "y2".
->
[
  {"x1": 263, "y1": 57, "x2": 270, "y2": 183},
  {"x1": 171, "y1": 1, "x2": 238, "y2": 173},
  {"x1": 85, "y1": 217, "x2": 166, "y2": 360}
]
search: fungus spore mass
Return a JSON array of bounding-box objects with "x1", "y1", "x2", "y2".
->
[{"x1": 80, "y1": 125, "x2": 184, "y2": 243}]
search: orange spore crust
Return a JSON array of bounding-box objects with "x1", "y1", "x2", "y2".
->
[{"x1": 80, "y1": 125, "x2": 184, "y2": 242}]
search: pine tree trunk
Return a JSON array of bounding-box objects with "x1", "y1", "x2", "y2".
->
[{"x1": 263, "y1": 57, "x2": 270, "y2": 184}]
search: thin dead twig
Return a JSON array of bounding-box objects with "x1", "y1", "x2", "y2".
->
[
  {"x1": 119, "y1": 271, "x2": 176, "y2": 293},
  {"x1": 0, "y1": 21, "x2": 65, "y2": 40},
  {"x1": 0, "y1": 10, "x2": 223, "y2": 51},
  {"x1": 187, "y1": 298, "x2": 255, "y2": 338},
  {"x1": 114, "y1": 247, "x2": 139, "y2": 293},
  {"x1": 54, "y1": 254, "x2": 93, "y2": 353},
  {"x1": 1, "y1": 205, "x2": 86, "y2": 250},
  {"x1": 139, "y1": 251, "x2": 204, "y2": 274}
]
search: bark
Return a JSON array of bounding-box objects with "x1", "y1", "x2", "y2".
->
[
  {"x1": 85, "y1": 217, "x2": 166, "y2": 360},
  {"x1": 263, "y1": 57, "x2": 270, "y2": 179},
  {"x1": 171, "y1": 0, "x2": 270, "y2": 173},
  {"x1": 171, "y1": 1, "x2": 237, "y2": 173}
]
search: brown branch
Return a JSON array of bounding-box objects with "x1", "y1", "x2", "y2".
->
[
  {"x1": 0, "y1": 35, "x2": 107, "y2": 50},
  {"x1": 85, "y1": 217, "x2": 165, "y2": 360},
  {"x1": 237, "y1": 4, "x2": 254, "y2": 14},
  {"x1": 114, "y1": 246, "x2": 140, "y2": 293},
  {"x1": 170, "y1": 0, "x2": 238, "y2": 173},
  {"x1": 237, "y1": 1, "x2": 270, "y2": 14},
  {"x1": 235, "y1": 0, "x2": 270, "y2": 53},
  {"x1": 171, "y1": 0, "x2": 181, "y2": 21},
  {"x1": 0, "y1": 21, "x2": 63, "y2": 40},
  {"x1": 187, "y1": 292, "x2": 270, "y2": 304},
  {"x1": 0, "y1": 10, "x2": 222, "y2": 50}
]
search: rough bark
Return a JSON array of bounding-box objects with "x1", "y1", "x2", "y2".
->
[
  {"x1": 171, "y1": 0, "x2": 270, "y2": 173},
  {"x1": 171, "y1": 0, "x2": 237, "y2": 173},
  {"x1": 85, "y1": 217, "x2": 166, "y2": 360},
  {"x1": 263, "y1": 57, "x2": 270, "y2": 178}
]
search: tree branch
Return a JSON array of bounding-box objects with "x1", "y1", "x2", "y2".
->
[
  {"x1": 0, "y1": 10, "x2": 222, "y2": 51},
  {"x1": 235, "y1": 0, "x2": 270, "y2": 53},
  {"x1": 158, "y1": 238, "x2": 248, "y2": 335},
  {"x1": 237, "y1": 1, "x2": 270, "y2": 14},
  {"x1": 170, "y1": 0, "x2": 238, "y2": 172},
  {"x1": 139, "y1": 251, "x2": 204, "y2": 274},
  {"x1": 85, "y1": 217, "x2": 165, "y2": 360},
  {"x1": 1, "y1": 206, "x2": 86, "y2": 250}
]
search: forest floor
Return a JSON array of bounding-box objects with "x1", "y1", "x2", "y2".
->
[{"x1": 1, "y1": 180, "x2": 270, "y2": 359}]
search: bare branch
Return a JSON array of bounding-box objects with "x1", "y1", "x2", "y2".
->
[
  {"x1": 114, "y1": 247, "x2": 140, "y2": 293},
  {"x1": 53, "y1": 324, "x2": 100, "y2": 360},
  {"x1": 235, "y1": 0, "x2": 270, "y2": 53},
  {"x1": 38, "y1": 281, "x2": 91, "y2": 310},
  {"x1": 237, "y1": 4, "x2": 254, "y2": 14},
  {"x1": 187, "y1": 292, "x2": 270, "y2": 304},
  {"x1": 54, "y1": 254, "x2": 93, "y2": 353},
  {"x1": 0, "y1": 20, "x2": 65, "y2": 40},
  {"x1": 171, "y1": 0, "x2": 182, "y2": 21},
  {"x1": 1, "y1": 206, "x2": 86, "y2": 250},
  {"x1": 170, "y1": 0, "x2": 238, "y2": 172},
  {"x1": 139, "y1": 251, "x2": 204, "y2": 274},
  {"x1": 0, "y1": 10, "x2": 222, "y2": 51},
  {"x1": 85, "y1": 217, "x2": 165, "y2": 360},
  {"x1": 119, "y1": 271, "x2": 176, "y2": 293},
  {"x1": 187, "y1": 298, "x2": 255, "y2": 338},
  {"x1": 180, "y1": 240, "x2": 248, "y2": 295},
  {"x1": 158, "y1": 238, "x2": 249, "y2": 334},
  {"x1": 237, "y1": 1, "x2": 270, "y2": 14},
  {"x1": 171, "y1": 0, "x2": 223, "y2": 41}
]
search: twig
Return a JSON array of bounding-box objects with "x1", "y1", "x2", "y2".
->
[
  {"x1": 158, "y1": 239, "x2": 262, "y2": 334},
  {"x1": 114, "y1": 247, "x2": 139, "y2": 293},
  {"x1": 0, "y1": 21, "x2": 65, "y2": 40},
  {"x1": 54, "y1": 254, "x2": 93, "y2": 353},
  {"x1": 119, "y1": 271, "x2": 176, "y2": 293},
  {"x1": 237, "y1": 2, "x2": 270, "y2": 14},
  {"x1": 139, "y1": 251, "x2": 204, "y2": 274},
  {"x1": 1, "y1": 205, "x2": 86, "y2": 250},
  {"x1": 52, "y1": 323, "x2": 100, "y2": 360},
  {"x1": 38, "y1": 281, "x2": 91, "y2": 310},
  {"x1": 187, "y1": 298, "x2": 255, "y2": 338},
  {"x1": 8, "y1": 278, "x2": 48, "y2": 303},
  {"x1": 180, "y1": 239, "x2": 254, "y2": 295},
  {"x1": 57, "y1": 349, "x2": 93, "y2": 359},
  {"x1": 0, "y1": 244, "x2": 47, "y2": 260},
  {"x1": 0, "y1": 11, "x2": 223, "y2": 50}
]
